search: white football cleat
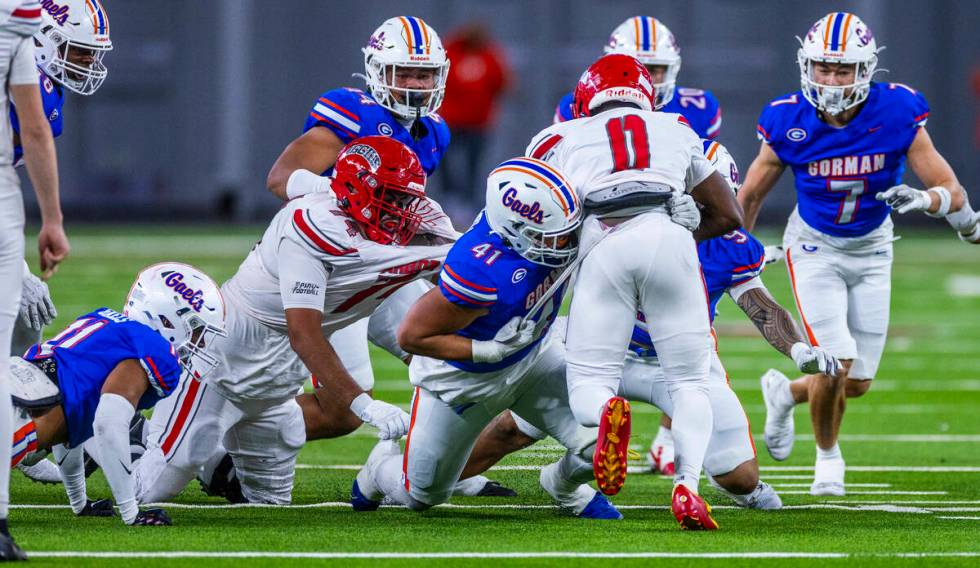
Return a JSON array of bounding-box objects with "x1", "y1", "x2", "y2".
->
[
  {"x1": 761, "y1": 369, "x2": 795, "y2": 461},
  {"x1": 709, "y1": 477, "x2": 783, "y2": 510},
  {"x1": 646, "y1": 427, "x2": 675, "y2": 476},
  {"x1": 351, "y1": 439, "x2": 400, "y2": 511},
  {"x1": 17, "y1": 457, "x2": 62, "y2": 485},
  {"x1": 811, "y1": 457, "x2": 846, "y2": 496}
]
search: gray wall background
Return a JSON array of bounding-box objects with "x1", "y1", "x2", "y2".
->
[{"x1": 29, "y1": 0, "x2": 980, "y2": 227}]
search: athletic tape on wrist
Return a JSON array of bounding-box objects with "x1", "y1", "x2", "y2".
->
[{"x1": 926, "y1": 186, "x2": 951, "y2": 218}]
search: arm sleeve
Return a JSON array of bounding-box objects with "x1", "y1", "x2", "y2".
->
[
  {"x1": 8, "y1": 35, "x2": 34, "y2": 85},
  {"x1": 438, "y1": 260, "x2": 498, "y2": 308},
  {"x1": 304, "y1": 88, "x2": 362, "y2": 143},
  {"x1": 93, "y1": 393, "x2": 139, "y2": 524},
  {"x1": 278, "y1": 237, "x2": 329, "y2": 312}
]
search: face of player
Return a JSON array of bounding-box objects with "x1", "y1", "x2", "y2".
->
[
  {"x1": 386, "y1": 66, "x2": 438, "y2": 106},
  {"x1": 62, "y1": 45, "x2": 97, "y2": 80},
  {"x1": 812, "y1": 62, "x2": 857, "y2": 89},
  {"x1": 644, "y1": 64, "x2": 668, "y2": 84}
]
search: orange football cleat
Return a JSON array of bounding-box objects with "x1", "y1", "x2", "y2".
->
[
  {"x1": 671, "y1": 484, "x2": 719, "y2": 530},
  {"x1": 593, "y1": 397, "x2": 631, "y2": 496}
]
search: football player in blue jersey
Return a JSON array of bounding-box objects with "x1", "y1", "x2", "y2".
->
[
  {"x1": 8, "y1": 262, "x2": 226, "y2": 526},
  {"x1": 9, "y1": 0, "x2": 112, "y2": 486},
  {"x1": 738, "y1": 13, "x2": 974, "y2": 496},
  {"x1": 551, "y1": 16, "x2": 722, "y2": 139},
  {"x1": 351, "y1": 158, "x2": 622, "y2": 520}
]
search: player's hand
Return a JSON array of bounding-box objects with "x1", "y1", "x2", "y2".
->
[
  {"x1": 763, "y1": 245, "x2": 785, "y2": 266},
  {"x1": 876, "y1": 184, "x2": 931, "y2": 215},
  {"x1": 18, "y1": 270, "x2": 57, "y2": 331},
  {"x1": 471, "y1": 317, "x2": 537, "y2": 364},
  {"x1": 791, "y1": 342, "x2": 840, "y2": 377},
  {"x1": 76, "y1": 498, "x2": 116, "y2": 517},
  {"x1": 351, "y1": 395, "x2": 411, "y2": 440},
  {"x1": 667, "y1": 193, "x2": 700, "y2": 232},
  {"x1": 415, "y1": 197, "x2": 458, "y2": 242},
  {"x1": 130, "y1": 508, "x2": 172, "y2": 526},
  {"x1": 37, "y1": 222, "x2": 70, "y2": 280}
]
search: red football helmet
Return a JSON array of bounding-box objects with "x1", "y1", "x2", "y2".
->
[
  {"x1": 572, "y1": 54, "x2": 656, "y2": 118},
  {"x1": 331, "y1": 136, "x2": 427, "y2": 245}
]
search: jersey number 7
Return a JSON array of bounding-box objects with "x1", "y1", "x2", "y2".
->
[
  {"x1": 606, "y1": 115, "x2": 650, "y2": 172},
  {"x1": 828, "y1": 179, "x2": 868, "y2": 224}
]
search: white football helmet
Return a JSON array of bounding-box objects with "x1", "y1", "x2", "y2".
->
[
  {"x1": 124, "y1": 262, "x2": 227, "y2": 380},
  {"x1": 797, "y1": 12, "x2": 880, "y2": 115},
  {"x1": 485, "y1": 157, "x2": 582, "y2": 267},
  {"x1": 703, "y1": 140, "x2": 740, "y2": 194},
  {"x1": 33, "y1": 0, "x2": 112, "y2": 95},
  {"x1": 360, "y1": 16, "x2": 449, "y2": 120},
  {"x1": 604, "y1": 16, "x2": 681, "y2": 109}
]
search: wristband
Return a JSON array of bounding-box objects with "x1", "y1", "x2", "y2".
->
[
  {"x1": 349, "y1": 392, "x2": 372, "y2": 417},
  {"x1": 925, "y1": 186, "x2": 951, "y2": 218},
  {"x1": 471, "y1": 340, "x2": 503, "y2": 364}
]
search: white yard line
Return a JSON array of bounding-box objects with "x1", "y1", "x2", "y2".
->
[
  {"x1": 771, "y1": 483, "x2": 890, "y2": 488},
  {"x1": 776, "y1": 491, "x2": 946, "y2": 495},
  {"x1": 21, "y1": 551, "x2": 980, "y2": 560},
  {"x1": 760, "y1": 466, "x2": 980, "y2": 472},
  {"x1": 936, "y1": 516, "x2": 980, "y2": 520},
  {"x1": 371, "y1": 379, "x2": 980, "y2": 392}
]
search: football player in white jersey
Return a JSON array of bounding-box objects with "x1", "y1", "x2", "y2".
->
[
  {"x1": 527, "y1": 54, "x2": 741, "y2": 529},
  {"x1": 352, "y1": 158, "x2": 622, "y2": 519},
  {"x1": 132, "y1": 136, "x2": 454, "y2": 505}
]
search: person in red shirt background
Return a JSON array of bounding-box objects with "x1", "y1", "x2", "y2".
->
[{"x1": 439, "y1": 23, "x2": 512, "y2": 201}]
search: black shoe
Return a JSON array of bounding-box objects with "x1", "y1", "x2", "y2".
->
[
  {"x1": 76, "y1": 498, "x2": 116, "y2": 518},
  {"x1": 132, "y1": 508, "x2": 171, "y2": 526},
  {"x1": 0, "y1": 533, "x2": 27, "y2": 561},
  {"x1": 197, "y1": 454, "x2": 246, "y2": 504},
  {"x1": 475, "y1": 480, "x2": 518, "y2": 497}
]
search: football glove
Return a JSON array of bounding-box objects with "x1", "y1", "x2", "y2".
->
[
  {"x1": 791, "y1": 342, "x2": 840, "y2": 377},
  {"x1": 471, "y1": 316, "x2": 537, "y2": 364},
  {"x1": 876, "y1": 184, "x2": 951, "y2": 217},
  {"x1": 667, "y1": 193, "x2": 700, "y2": 232},
  {"x1": 350, "y1": 394, "x2": 411, "y2": 440},
  {"x1": 131, "y1": 508, "x2": 172, "y2": 526},
  {"x1": 77, "y1": 498, "x2": 116, "y2": 517},
  {"x1": 19, "y1": 269, "x2": 57, "y2": 332},
  {"x1": 763, "y1": 245, "x2": 785, "y2": 266}
]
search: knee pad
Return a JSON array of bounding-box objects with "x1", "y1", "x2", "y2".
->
[{"x1": 227, "y1": 404, "x2": 305, "y2": 505}]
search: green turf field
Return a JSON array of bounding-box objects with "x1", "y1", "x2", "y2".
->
[{"x1": 11, "y1": 226, "x2": 980, "y2": 566}]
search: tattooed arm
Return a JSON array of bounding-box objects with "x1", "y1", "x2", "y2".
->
[{"x1": 732, "y1": 284, "x2": 805, "y2": 358}]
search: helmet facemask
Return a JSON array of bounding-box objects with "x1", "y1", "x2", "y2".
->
[
  {"x1": 643, "y1": 60, "x2": 681, "y2": 109},
  {"x1": 342, "y1": 171, "x2": 425, "y2": 245},
  {"x1": 176, "y1": 313, "x2": 227, "y2": 380},
  {"x1": 797, "y1": 47, "x2": 878, "y2": 116},
  {"x1": 35, "y1": 26, "x2": 111, "y2": 96},
  {"x1": 363, "y1": 58, "x2": 449, "y2": 120},
  {"x1": 504, "y1": 220, "x2": 580, "y2": 268}
]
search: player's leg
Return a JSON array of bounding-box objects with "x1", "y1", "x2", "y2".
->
[
  {"x1": 0, "y1": 192, "x2": 24, "y2": 547},
  {"x1": 636, "y1": 219, "x2": 714, "y2": 505},
  {"x1": 223, "y1": 398, "x2": 306, "y2": 504},
  {"x1": 134, "y1": 376, "x2": 237, "y2": 503},
  {"x1": 647, "y1": 414, "x2": 675, "y2": 476},
  {"x1": 564, "y1": 219, "x2": 637, "y2": 495},
  {"x1": 355, "y1": 387, "x2": 497, "y2": 511},
  {"x1": 460, "y1": 411, "x2": 541, "y2": 479}
]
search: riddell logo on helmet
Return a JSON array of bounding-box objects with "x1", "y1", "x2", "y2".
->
[
  {"x1": 409, "y1": 55, "x2": 431, "y2": 62},
  {"x1": 502, "y1": 188, "x2": 545, "y2": 224},
  {"x1": 163, "y1": 272, "x2": 206, "y2": 313},
  {"x1": 40, "y1": 0, "x2": 69, "y2": 25}
]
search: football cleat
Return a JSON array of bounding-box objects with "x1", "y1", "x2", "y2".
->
[
  {"x1": 761, "y1": 369, "x2": 795, "y2": 461},
  {"x1": 475, "y1": 480, "x2": 518, "y2": 498},
  {"x1": 350, "y1": 479, "x2": 381, "y2": 512},
  {"x1": 132, "y1": 508, "x2": 172, "y2": 526},
  {"x1": 648, "y1": 441, "x2": 675, "y2": 477},
  {"x1": 76, "y1": 498, "x2": 116, "y2": 517},
  {"x1": 671, "y1": 485, "x2": 719, "y2": 530},
  {"x1": 578, "y1": 492, "x2": 623, "y2": 520},
  {"x1": 198, "y1": 453, "x2": 246, "y2": 504},
  {"x1": 17, "y1": 458, "x2": 62, "y2": 485},
  {"x1": 593, "y1": 397, "x2": 631, "y2": 496},
  {"x1": 811, "y1": 457, "x2": 846, "y2": 497},
  {"x1": 0, "y1": 532, "x2": 26, "y2": 561}
]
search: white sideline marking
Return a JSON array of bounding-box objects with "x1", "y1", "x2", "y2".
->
[
  {"x1": 831, "y1": 501, "x2": 980, "y2": 505},
  {"x1": 22, "y1": 552, "x2": 980, "y2": 559},
  {"x1": 937, "y1": 516, "x2": 980, "y2": 520},
  {"x1": 374, "y1": 379, "x2": 980, "y2": 393},
  {"x1": 776, "y1": 491, "x2": 946, "y2": 496},
  {"x1": 760, "y1": 466, "x2": 980, "y2": 472}
]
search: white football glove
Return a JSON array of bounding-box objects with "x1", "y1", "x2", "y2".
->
[
  {"x1": 667, "y1": 193, "x2": 701, "y2": 232},
  {"x1": 791, "y1": 342, "x2": 840, "y2": 377},
  {"x1": 876, "y1": 184, "x2": 950, "y2": 216},
  {"x1": 763, "y1": 245, "x2": 785, "y2": 266},
  {"x1": 350, "y1": 394, "x2": 411, "y2": 440},
  {"x1": 471, "y1": 316, "x2": 538, "y2": 364},
  {"x1": 19, "y1": 269, "x2": 57, "y2": 332}
]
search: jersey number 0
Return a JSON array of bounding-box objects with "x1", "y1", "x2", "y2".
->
[{"x1": 606, "y1": 115, "x2": 650, "y2": 172}]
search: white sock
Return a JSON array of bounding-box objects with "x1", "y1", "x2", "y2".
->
[
  {"x1": 670, "y1": 388, "x2": 713, "y2": 493},
  {"x1": 52, "y1": 445, "x2": 88, "y2": 514},
  {"x1": 373, "y1": 454, "x2": 413, "y2": 507},
  {"x1": 653, "y1": 425, "x2": 674, "y2": 448},
  {"x1": 539, "y1": 461, "x2": 595, "y2": 514},
  {"x1": 0, "y1": 365, "x2": 12, "y2": 520},
  {"x1": 816, "y1": 443, "x2": 842, "y2": 461},
  {"x1": 775, "y1": 378, "x2": 796, "y2": 410}
]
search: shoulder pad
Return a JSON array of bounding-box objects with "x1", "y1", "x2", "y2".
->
[
  {"x1": 8, "y1": 357, "x2": 60, "y2": 410},
  {"x1": 288, "y1": 198, "x2": 359, "y2": 258},
  {"x1": 307, "y1": 88, "x2": 364, "y2": 140},
  {"x1": 438, "y1": 252, "x2": 500, "y2": 308}
]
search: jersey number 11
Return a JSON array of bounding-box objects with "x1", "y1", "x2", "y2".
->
[{"x1": 606, "y1": 115, "x2": 650, "y2": 172}]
